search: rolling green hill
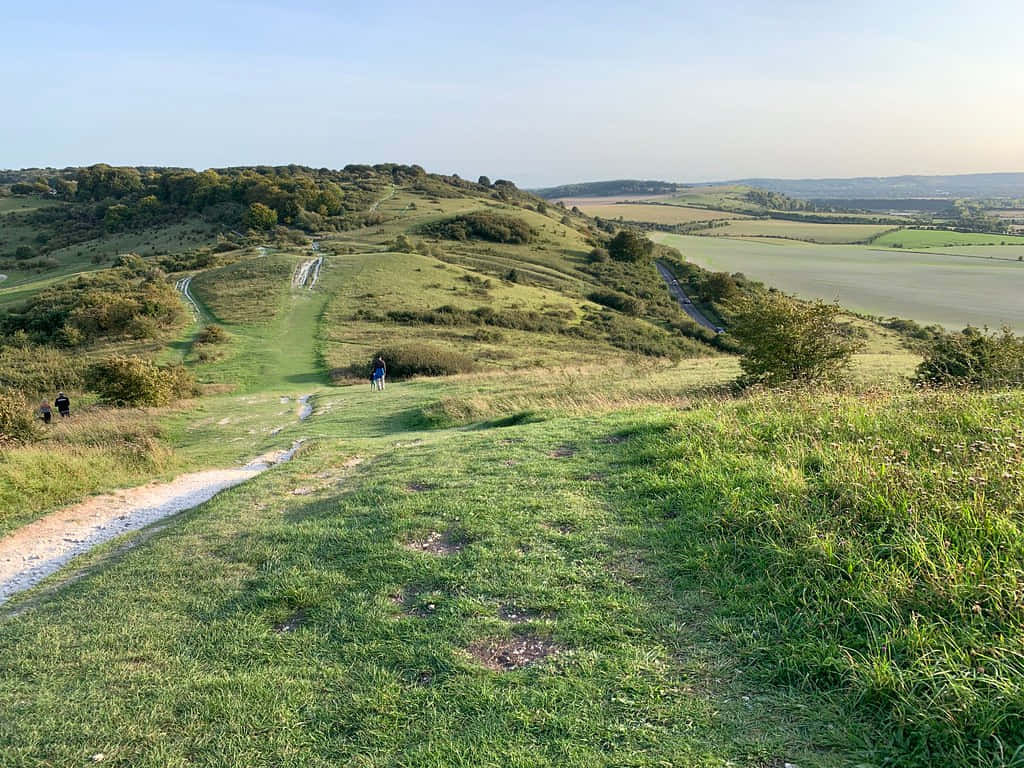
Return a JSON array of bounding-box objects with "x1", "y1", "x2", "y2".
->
[{"x1": 1, "y1": 164, "x2": 1021, "y2": 768}]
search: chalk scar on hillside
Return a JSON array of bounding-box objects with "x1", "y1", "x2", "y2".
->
[{"x1": 0, "y1": 441, "x2": 304, "y2": 606}]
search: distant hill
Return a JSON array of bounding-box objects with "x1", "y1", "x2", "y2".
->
[
  {"x1": 727, "y1": 173, "x2": 1024, "y2": 200},
  {"x1": 533, "y1": 180, "x2": 680, "y2": 199},
  {"x1": 536, "y1": 173, "x2": 1024, "y2": 202}
]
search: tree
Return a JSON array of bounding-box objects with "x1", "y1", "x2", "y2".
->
[
  {"x1": 703, "y1": 272, "x2": 738, "y2": 302},
  {"x1": 727, "y1": 293, "x2": 863, "y2": 386},
  {"x1": 915, "y1": 327, "x2": 1024, "y2": 388},
  {"x1": 244, "y1": 202, "x2": 278, "y2": 230},
  {"x1": 607, "y1": 230, "x2": 654, "y2": 262}
]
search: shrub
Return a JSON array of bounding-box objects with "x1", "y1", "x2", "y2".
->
[
  {"x1": 587, "y1": 247, "x2": 609, "y2": 263},
  {"x1": 0, "y1": 390, "x2": 40, "y2": 446},
  {"x1": 607, "y1": 230, "x2": 653, "y2": 262},
  {"x1": 371, "y1": 346, "x2": 475, "y2": 379},
  {"x1": 587, "y1": 290, "x2": 645, "y2": 316},
  {"x1": 86, "y1": 355, "x2": 199, "y2": 406},
  {"x1": 727, "y1": 293, "x2": 864, "y2": 386},
  {"x1": 915, "y1": 327, "x2": 1024, "y2": 388},
  {"x1": 420, "y1": 212, "x2": 534, "y2": 244},
  {"x1": 195, "y1": 324, "x2": 229, "y2": 344},
  {"x1": 0, "y1": 344, "x2": 82, "y2": 396}
]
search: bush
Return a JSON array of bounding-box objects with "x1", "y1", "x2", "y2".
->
[
  {"x1": 587, "y1": 247, "x2": 609, "y2": 263},
  {"x1": 86, "y1": 355, "x2": 199, "y2": 406},
  {"x1": 195, "y1": 324, "x2": 229, "y2": 344},
  {"x1": 371, "y1": 346, "x2": 475, "y2": 379},
  {"x1": 0, "y1": 344, "x2": 82, "y2": 397},
  {"x1": 727, "y1": 293, "x2": 864, "y2": 386},
  {"x1": 420, "y1": 212, "x2": 534, "y2": 244},
  {"x1": 0, "y1": 390, "x2": 40, "y2": 446},
  {"x1": 915, "y1": 327, "x2": 1024, "y2": 388},
  {"x1": 607, "y1": 230, "x2": 653, "y2": 262},
  {"x1": 587, "y1": 290, "x2": 645, "y2": 316}
]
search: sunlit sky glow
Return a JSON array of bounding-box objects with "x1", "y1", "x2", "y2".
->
[{"x1": 4, "y1": 0, "x2": 1023, "y2": 186}]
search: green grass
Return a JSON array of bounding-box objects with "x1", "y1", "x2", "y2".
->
[
  {"x1": 653, "y1": 233, "x2": 1024, "y2": 332},
  {"x1": 575, "y1": 203, "x2": 745, "y2": 224},
  {"x1": 874, "y1": 229, "x2": 1024, "y2": 248},
  {"x1": 705, "y1": 219, "x2": 895, "y2": 244},
  {"x1": 0, "y1": 390, "x2": 870, "y2": 767},
  {"x1": 5, "y1": 380, "x2": 1023, "y2": 766}
]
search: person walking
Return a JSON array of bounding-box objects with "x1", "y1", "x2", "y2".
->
[
  {"x1": 38, "y1": 401, "x2": 52, "y2": 425},
  {"x1": 55, "y1": 392, "x2": 70, "y2": 418},
  {"x1": 371, "y1": 356, "x2": 386, "y2": 391}
]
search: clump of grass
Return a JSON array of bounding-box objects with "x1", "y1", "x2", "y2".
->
[
  {"x1": 0, "y1": 390, "x2": 40, "y2": 446},
  {"x1": 630, "y1": 389, "x2": 1024, "y2": 765}
]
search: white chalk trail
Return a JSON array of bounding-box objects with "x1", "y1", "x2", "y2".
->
[
  {"x1": 0, "y1": 441, "x2": 304, "y2": 605},
  {"x1": 175, "y1": 276, "x2": 202, "y2": 319}
]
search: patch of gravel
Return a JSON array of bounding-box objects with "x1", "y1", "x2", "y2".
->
[
  {"x1": 403, "y1": 531, "x2": 463, "y2": 556},
  {"x1": 0, "y1": 441, "x2": 304, "y2": 605},
  {"x1": 466, "y1": 635, "x2": 559, "y2": 671}
]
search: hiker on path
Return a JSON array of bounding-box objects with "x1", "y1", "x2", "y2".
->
[
  {"x1": 55, "y1": 392, "x2": 70, "y2": 418},
  {"x1": 371, "y1": 356, "x2": 386, "y2": 391},
  {"x1": 38, "y1": 401, "x2": 52, "y2": 425}
]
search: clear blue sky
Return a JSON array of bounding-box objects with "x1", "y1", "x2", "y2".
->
[{"x1": 4, "y1": 0, "x2": 1022, "y2": 186}]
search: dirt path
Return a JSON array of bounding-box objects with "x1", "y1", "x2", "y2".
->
[
  {"x1": 175, "y1": 276, "x2": 204, "y2": 321},
  {"x1": 0, "y1": 441, "x2": 304, "y2": 605},
  {"x1": 369, "y1": 184, "x2": 397, "y2": 212},
  {"x1": 654, "y1": 260, "x2": 721, "y2": 332}
]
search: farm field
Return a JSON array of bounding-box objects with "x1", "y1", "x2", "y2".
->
[
  {"x1": 576, "y1": 202, "x2": 744, "y2": 224},
  {"x1": 703, "y1": 218, "x2": 894, "y2": 243},
  {"x1": 652, "y1": 232, "x2": 1024, "y2": 331},
  {"x1": 873, "y1": 228, "x2": 1024, "y2": 248}
]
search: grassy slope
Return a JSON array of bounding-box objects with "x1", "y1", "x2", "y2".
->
[
  {"x1": 653, "y1": 232, "x2": 1024, "y2": 332},
  {"x1": 3, "y1": 381, "x2": 1022, "y2": 767},
  {"x1": 7, "y1": 176, "x2": 1023, "y2": 767}
]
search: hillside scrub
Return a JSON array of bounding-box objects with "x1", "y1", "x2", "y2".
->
[
  {"x1": 587, "y1": 289, "x2": 645, "y2": 316},
  {"x1": 630, "y1": 391, "x2": 1024, "y2": 766},
  {"x1": 86, "y1": 355, "x2": 199, "y2": 406},
  {"x1": 727, "y1": 293, "x2": 863, "y2": 386},
  {"x1": 0, "y1": 391, "x2": 40, "y2": 446},
  {"x1": 1, "y1": 265, "x2": 184, "y2": 346},
  {"x1": 916, "y1": 327, "x2": 1024, "y2": 388},
  {"x1": 370, "y1": 346, "x2": 475, "y2": 379},
  {"x1": 0, "y1": 343, "x2": 81, "y2": 397},
  {"x1": 607, "y1": 229, "x2": 654, "y2": 262},
  {"x1": 419, "y1": 212, "x2": 534, "y2": 244}
]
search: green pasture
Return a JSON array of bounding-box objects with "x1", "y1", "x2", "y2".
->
[
  {"x1": 0, "y1": 197, "x2": 60, "y2": 215},
  {"x1": 663, "y1": 184, "x2": 762, "y2": 212},
  {"x1": 874, "y1": 228, "x2": 1024, "y2": 248},
  {"x1": 577, "y1": 203, "x2": 743, "y2": 224},
  {"x1": 704, "y1": 219, "x2": 895, "y2": 244},
  {"x1": 654, "y1": 233, "x2": 1024, "y2": 331}
]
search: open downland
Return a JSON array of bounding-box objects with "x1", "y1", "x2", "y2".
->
[
  {"x1": 3, "y1": 383, "x2": 1022, "y2": 767},
  {"x1": 653, "y1": 233, "x2": 1024, "y2": 331},
  {"x1": 576, "y1": 203, "x2": 746, "y2": 224}
]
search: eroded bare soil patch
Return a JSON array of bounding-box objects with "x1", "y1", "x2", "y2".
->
[
  {"x1": 466, "y1": 635, "x2": 559, "y2": 671},
  {"x1": 548, "y1": 444, "x2": 575, "y2": 458},
  {"x1": 403, "y1": 531, "x2": 463, "y2": 555}
]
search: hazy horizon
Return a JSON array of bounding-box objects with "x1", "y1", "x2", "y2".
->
[{"x1": 5, "y1": 1, "x2": 1022, "y2": 187}]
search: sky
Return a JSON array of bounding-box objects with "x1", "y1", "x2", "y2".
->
[{"x1": 3, "y1": 0, "x2": 1023, "y2": 187}]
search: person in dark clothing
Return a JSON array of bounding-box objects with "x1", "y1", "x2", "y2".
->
[
  {"x1": 39, "y1": 402, "x2": 52, "y2": 424},
  {"x1": 371, "y1": 356, "x2": 386, "y2": 391},
  {"x1": 55, "y1": 392, "x2": 70, "y2": 418}
]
